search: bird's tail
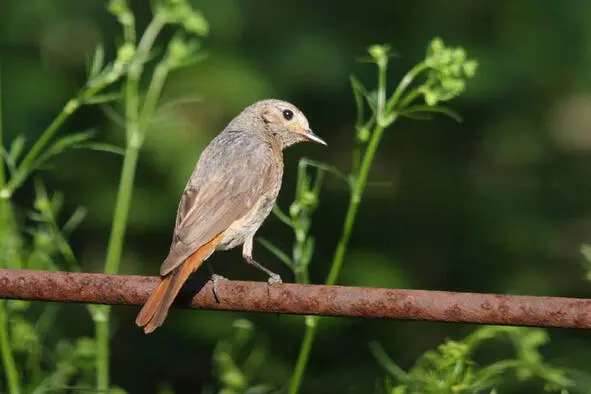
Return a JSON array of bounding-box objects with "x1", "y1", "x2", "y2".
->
[{"x1": 135, "y1": 234, "x2": 223, "y2": 334}]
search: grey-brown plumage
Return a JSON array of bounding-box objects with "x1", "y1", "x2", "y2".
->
[{"x1": 136, "y1": 99, "x2": 326, "y2": 333}]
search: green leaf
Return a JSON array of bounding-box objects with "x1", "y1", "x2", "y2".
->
[
  {"x1": 257, "y1": 237, "x2": 292, "y2": 268},
  {"x1": 88, "y1": 44, "x2": 105, "y2": 80},
  {"x1": 400, "y1": 111, "x2": 433, "y2": 121},
  {"x1": 100, "y1": 104, "x2": 126, "y2": 127},
  {"x1": 8, "y1": 135, "x2": 26, "y2": 162},
  {"x1": 299, "y1": 158, "x2": 350, "y2": 185},
  {"x1": 75, "y1": 142, "x2": 125, "y2": 155},
  {"x1": 369, "y1": 341, "x2": 409, "y2": 383},
  {"x1": 1, "y1": 147, "x2": 18, "y2": 175},
  {"x1": 368, "y1": 44, "x2": 396, "y2": 66},
  {"x1": 301, "y1": 237, "x2": 315, "y2": 267},
  {"x1": 401, "y1": 105, "x2": 462, "y2": 123},
  {"x1": 62, "y1": 207, "x2": 88, "y2": 235},
  {"x1": 74, "y1": 337, "x2": 97, "y2": 358},
  {"x1": 271, "y1": 205, "x2": 293, "y2": 227},
  {"x1": 10, "y1": 317, "x2": 39, "y2": 352},
  {"x1": 9, "y1": 300, "x2": 30, "y2": 312},
  {"x1": 32, "y1": 130, "x2": 123, "y2": 174},
  {"x1": 34, "y1": 302, "x2": 61, "y2": 337},
  {"x1": 83, "y1": 92, "x2": 121, "y2": 105},
  {"x1": 365, "y1": 89, "x2": 379, "y2": 113},
  {"x1": 157, "y1": 94, "x2": 205, "y2": 112},
  {"x1": 183, "y1": 10, "x2": 209, "y2": 36},
  {"x1": 580, "y1": 244, "x2": 591, "y2": 263},
  {"x1": 36, "y1": 130, "x2": 96, "y2": 164}
]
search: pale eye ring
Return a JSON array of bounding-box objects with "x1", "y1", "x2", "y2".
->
[{"x1": 282, "y1": 109, "x2": 294, "y2": 120}]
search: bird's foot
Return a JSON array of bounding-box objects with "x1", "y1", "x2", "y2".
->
[
  {"x1": 211, "y1": 274, "x2": 228, "y2": 303},
  {"x1": 267, "y1": 273, "x2": 282, "y2": 284}
]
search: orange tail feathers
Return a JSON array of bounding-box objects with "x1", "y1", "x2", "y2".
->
[{"x1": 135, "y1": 233, "x2": 223, "y2": 334}]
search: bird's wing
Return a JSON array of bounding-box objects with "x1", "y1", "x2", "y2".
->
[{"x1": 159, "y1": 131, "x2": 278, "y2": 276}]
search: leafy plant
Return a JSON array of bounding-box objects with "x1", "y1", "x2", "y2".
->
[
  {"x1": 258, "y1": 38, "x2": 478, "y2": 393},
  {"x1": 95, "y1": 0, "x2": 208, "y2": 390},
  {"x1": 0, "y1": 0, "x2": 209, "y2": 392},
  {"x1": 207, "y1": 319, "x2": 274, "y2": 394},
  {"x1": 0, "y1": 182, "x2": 95, "y2": 393},
  {"x1": 372, "y1": 326, "x2": 572, "y2": 394}
]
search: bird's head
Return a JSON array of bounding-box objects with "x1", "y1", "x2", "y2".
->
[{"x1": 249, "y1": 99, "x2": 326, "y2": 149}]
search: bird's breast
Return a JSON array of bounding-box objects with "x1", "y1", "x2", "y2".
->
[{"x1": 217, "y1": 192, "x2": 278, "y2": 251}]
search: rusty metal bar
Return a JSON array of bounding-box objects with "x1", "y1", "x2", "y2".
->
[{"x1": 0, "y1": 269, "x2": 590, "y2": 328}]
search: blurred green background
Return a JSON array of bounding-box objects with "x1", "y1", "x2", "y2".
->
[{"x1": 2, "y1": 0, "x2": 591, "y2": 393}]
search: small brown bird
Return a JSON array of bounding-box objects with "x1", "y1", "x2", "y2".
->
[{"x1": 136, "y1": 99, "x2": 326, "y2": 333}]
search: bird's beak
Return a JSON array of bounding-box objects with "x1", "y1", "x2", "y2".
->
[{"x1": 301, "y1": 129, "x2": 327, "y2": 146}]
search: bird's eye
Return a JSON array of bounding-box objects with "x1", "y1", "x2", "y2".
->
[{"x1": 282, "y1": 109, "x2": 294, "y2": 120}]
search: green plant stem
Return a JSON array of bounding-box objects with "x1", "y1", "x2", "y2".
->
[
  {"x1": 96, "y1": 141, "x2": 141, "y2": 390},
  {"x1": 95, "y1": 16, "x2": 167, "y2": 391},
  {"x1": 139, "y1": 63, "x2": 170, "y2": 131},
  {"x1": 96, "y1": 46, "x2": 140, "y2": 394},
  {"x1": 94, "y1": 307, "x2": 110, "y2": 392},
  {"x1": 102, "y1": 159, "x2": 137, "y2": 265},
  {"x1": 289, "y1": 317, "x2": 318, "y2": 394},
  {"x1": 293, "y1": 240, "x2": 310, "y2": 284},
  {"x1": 0, "y1": 300, "x2": 21, "y2": 394},
  {"x1": 135, "y1": 16, "x2": 166, "y2": 68},
  {"x1": 95, "y1": 152, "x2": 138, "y2": 390},
  {"x1": 327, "y1": 123, "x2": 387, "y2": 285},
  {"x1": 376, "y1": 61, "x2": 387, "y2": 121},
  {"x1": 3, "y1": 100, "x2": 79, "y2": 196},
  {"x1": 294, "y1": 267, "x2": 309, "y2": 285},
  {"x1": 99, "y1": 15, "x2": 167, "y2": 276},
  {"x1": 0, "y1": 63, "x2": 5, "y2": 187},
  {"x1": 0, "y1": 64, "x2": 21, "y2": 394},
  {"x1": 290, "y1": 123, "x2": 390, "y2": 393},
  {"x1": 385, "y1": 62, "x2": 427, "y2": 114},
  {"x1": 272, "y1": 205, "x2": 293, "y2": 227}
]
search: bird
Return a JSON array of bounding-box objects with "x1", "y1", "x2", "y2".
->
[{"x1": 135, "y1": 99, "x2": 326, "y2": 334}]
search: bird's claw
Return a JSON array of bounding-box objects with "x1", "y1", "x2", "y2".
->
[
  {"x1": 267, "y1": 274, "x2": 282, "y2": 284},
  {"x1": 211, "y1": 274, "x2": 228, "y2": 303}
]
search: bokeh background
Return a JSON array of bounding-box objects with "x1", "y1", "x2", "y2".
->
[{"x1": 2, "y1": 0, "x2": 591, "y2": 393}]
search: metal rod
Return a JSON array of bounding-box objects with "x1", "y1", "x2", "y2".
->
[{"x1": 0, "y1": 269, "x2": 589, "y2": 328}]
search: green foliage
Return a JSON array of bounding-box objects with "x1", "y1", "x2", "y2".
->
[
  {"x1": 27, "y1": 181, "x2": 87, "y2": 271},
  {"x1": 97, "y1": 0, "x2": 209, "y2": 391},
  {"x1": 259, "y1": 158, "x2": 334, "y2": 284},
  {"x1": 0, "y1": 0, "x2": 208, "y2": 393},
  {"x1": 372, "y1": 326, "x2": 572, "y2": 394},
  {"x1": 1, "y1": 2, "x2": 589, "y2": 393},
  {"x1": 0, "y1": 184, "x2": 99, "y2": 392},
  {"x1": 0, "y1": 26, "x2": 130, "y2": 198},
  {"x1": 261, "y1": 39, "x2": 478, "y2": 394},
  {"x1": 207, "y1": 319, "x2": 274, "y2": 394}
]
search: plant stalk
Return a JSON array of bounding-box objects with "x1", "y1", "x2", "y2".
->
[
  {"x1": 293, "y1": 50, "x2": 394, "y2": 388},
  {"x1": 4, "y1": 100, "x2": 79, "y2": 196},
  {"x1": 95, "y1": 143, "x2": 140, "y2": 391},
  {"x1": 0, "y1": 63, "x2": 22, "y2": 394},
  {"x1": 386, "y1": 62, "x2": 427, "y2": 114},
  {"x1": 0, "y1": 63, "x2": 5, "y2": 188},
  {"x1": 326, "y1": 124, "x2": 386, "y2": 286},
  {"x1": 95, "y1": 16, "x2": 166, "y2": 391},
  {"x1": 0, "y1": 300, "x2": 21, "y2": 394},
  {"x1": 290, "y1": 123, "x2": 389, "y2": 393},
  {"x1": 100, "y1": 144, "x2": 141, "y2": 264},
  {"x1": 288, "y1": 316, "x2": 318, "y2": 394},
  {"x1": 289, "y1": 53, "x2": 394, "y2": 391}
]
